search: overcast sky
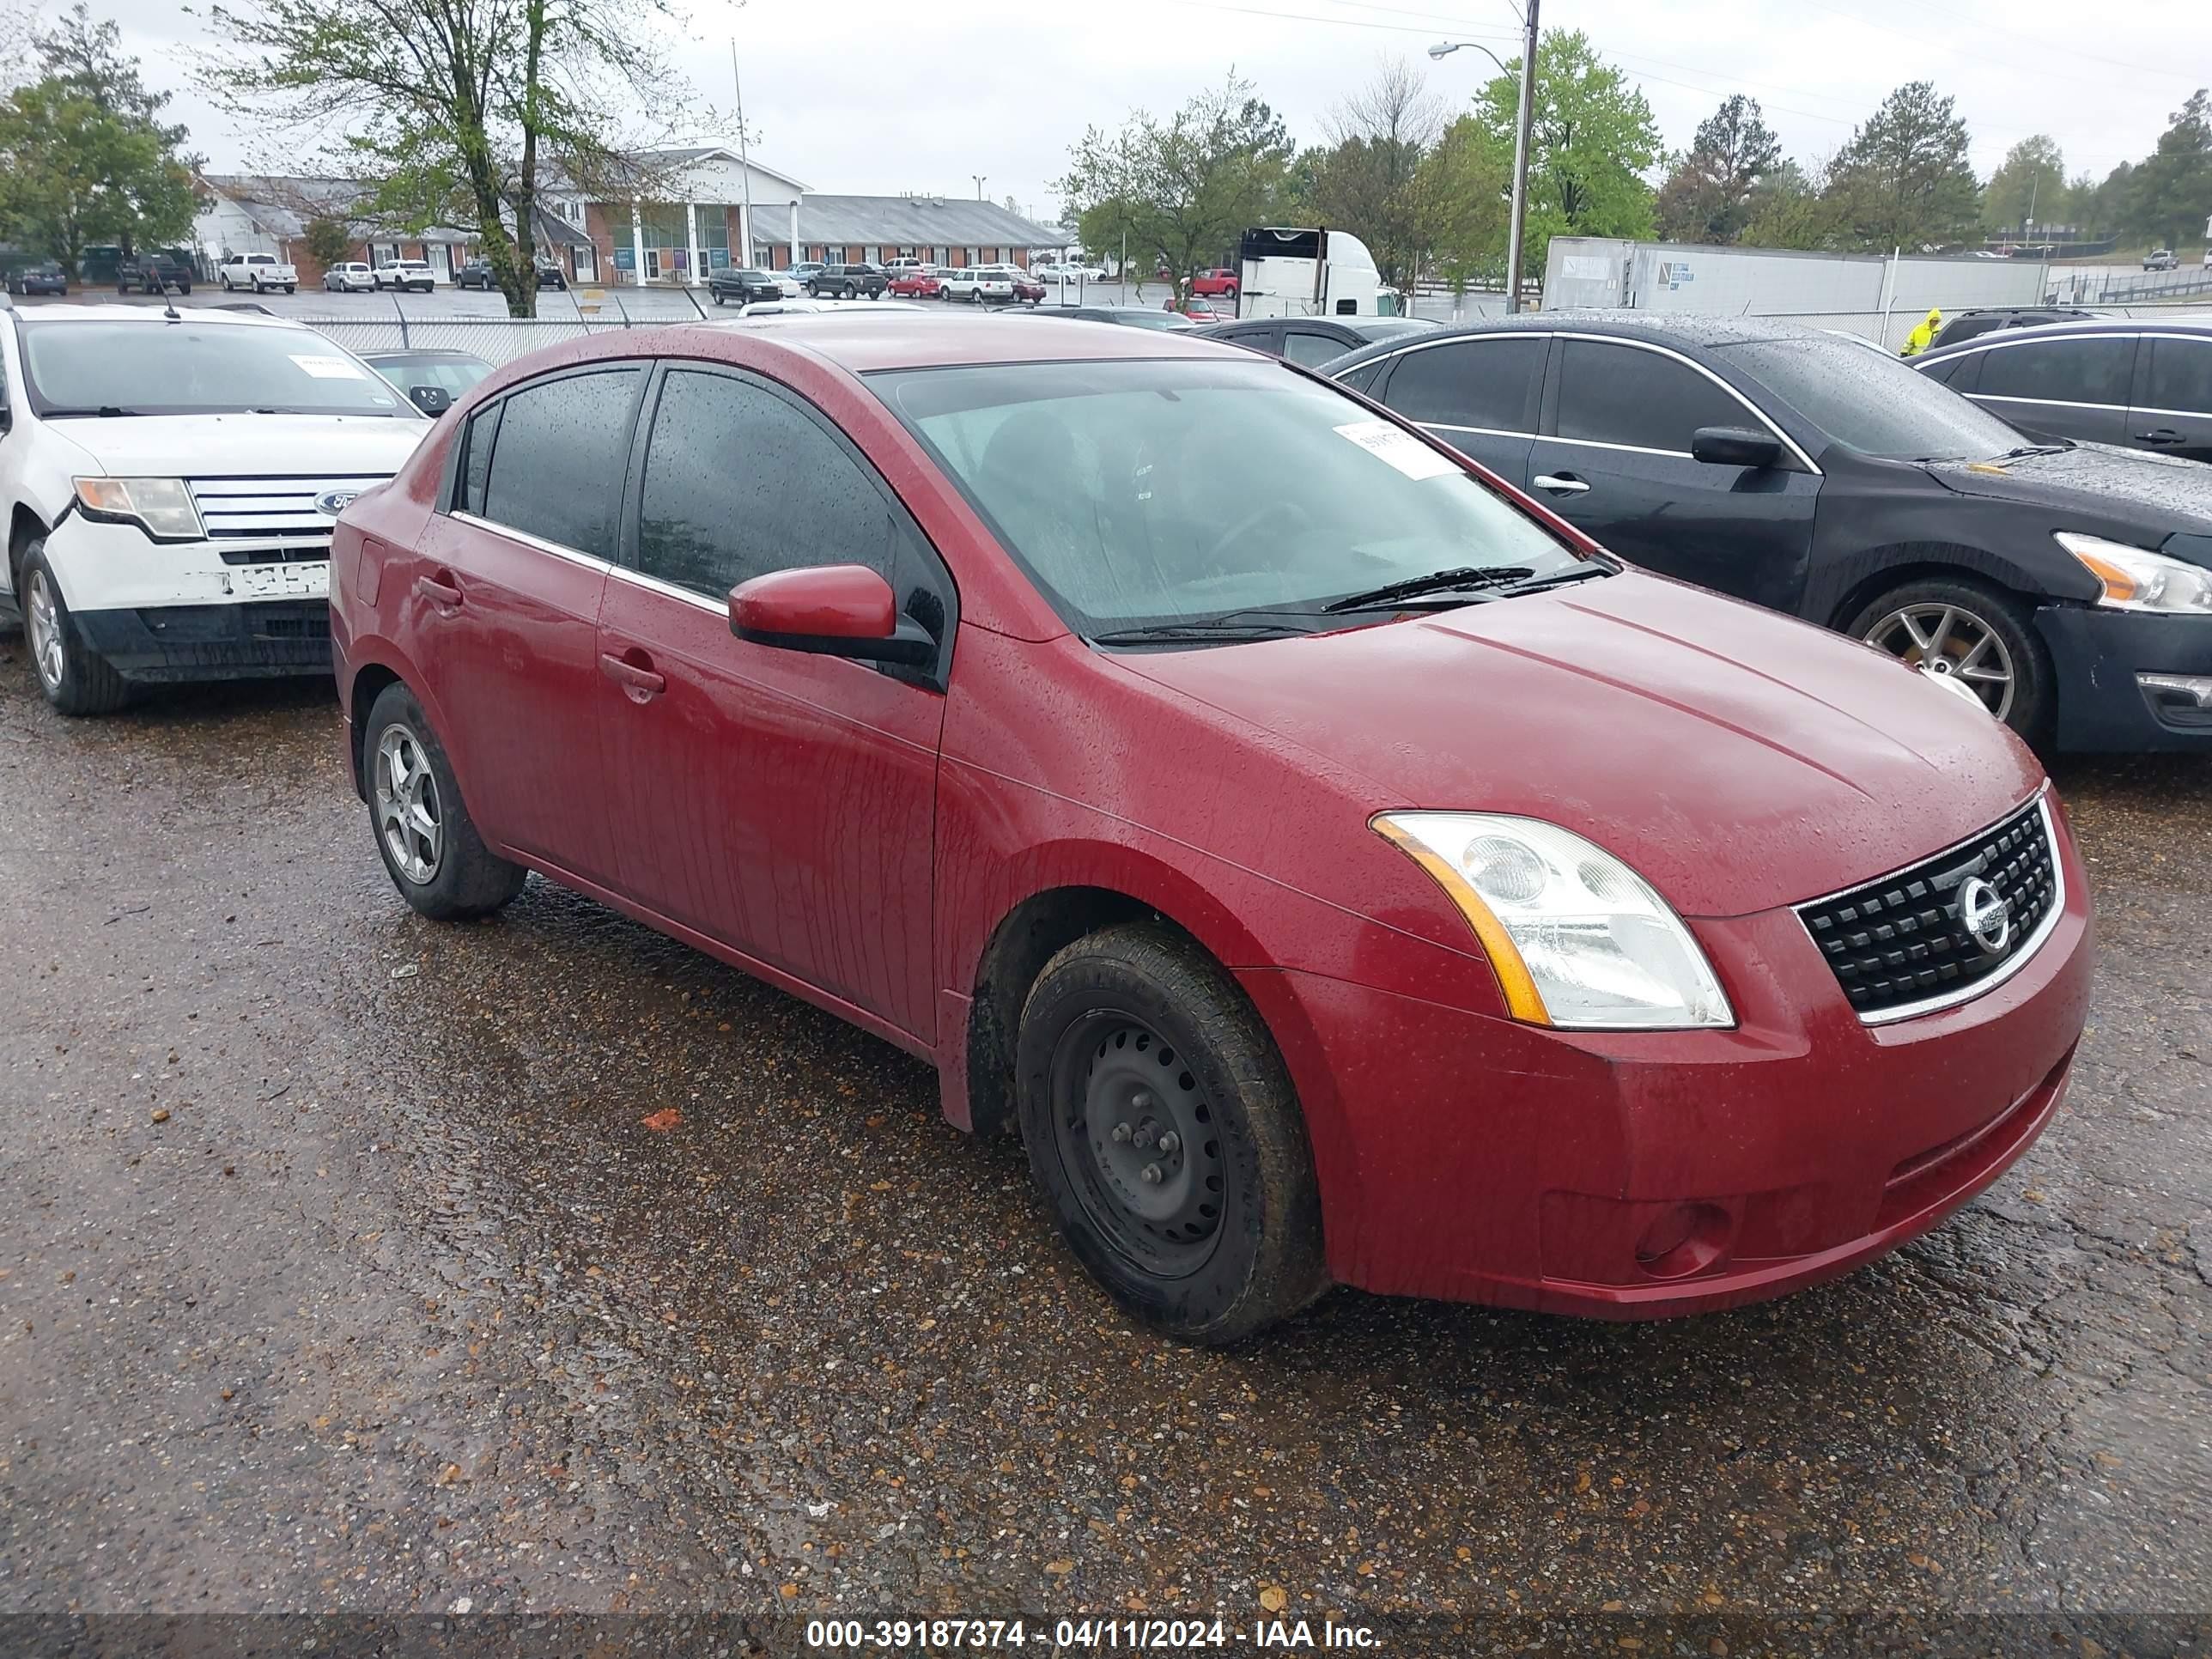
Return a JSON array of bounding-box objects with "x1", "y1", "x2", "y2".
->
[{"x1": 77, "y1": 0, "x2": 2212, "y2": 226}]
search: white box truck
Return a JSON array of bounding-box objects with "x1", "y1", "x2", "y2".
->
[{"x1": 1233, "y1": 227, "x2": 1382, "y2": 319}]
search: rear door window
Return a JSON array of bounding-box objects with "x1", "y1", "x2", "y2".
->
[
  {"x1": 2144, "y1": 337, "x2": 2212, "y2": 414},
  {"x1": 1553, "y1": 339, "x2": 1750, "y2": 453},
  {"x1": 478, "y1": 367, "x2": 643, "y2": 558},
  {"x1": 1977, "y1": 337, "x2": 2135, "y2": 407},
  {"x1": 1283, "y1": 329, "x2": 1347, "y2": 368},
  {"x1": 1382, "y1": 338, "x2": 1546, "y2": 434}
]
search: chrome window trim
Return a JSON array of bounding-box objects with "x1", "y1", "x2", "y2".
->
[
  {"x1": 1934, "y1": 330, "x2": 2143, "y2": 362},
  {"x1": 2130, "y1": 403, "x2": 2212, "y2": 421},
  {"x1": 451, "y1": 509, "x2": 610, "y2": 572},
  {"x1": 1969, "y1": 392, "x2": 2128, "y2": 413},
  {"x1": 608, "y1": 562, "x2": 726, "y2": 617},
  {"x1": 1419, "y1": 420, "x2": 1537, "y2": 442},
  {"x1": 1534, "y1": 432, "x2": 1698, "y2": 461},
  {"x1": 1791, "y1": 790, "x2": 2064, "y2": 1027}
]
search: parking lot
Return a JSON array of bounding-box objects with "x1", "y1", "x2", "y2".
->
[{"x1": 1, "y1": 630, "x2": 2207, "y2": 1646}]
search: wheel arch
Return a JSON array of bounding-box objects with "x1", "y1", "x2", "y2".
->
[
  {"x1": 1823, "y1": 546, "x2": 2048, "y2": 635},
  {"x1": 9, "y1": 503, "x2": 48, "y2": 595}
]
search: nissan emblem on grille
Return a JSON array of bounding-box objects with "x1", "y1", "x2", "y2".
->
[
  {"x1": 1794, "y1": 796, "x2": 2060, "y2": 1022},
  {"x1": 1959, "y1": 877, "x2": 2011, "y2": 957}
]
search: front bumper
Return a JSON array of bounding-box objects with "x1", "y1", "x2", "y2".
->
[
  {"x1": 1237, "y1": 802, "x2": 2095, "y2": 1319},
  {"x1": 2038, "y1": 604, "x2": 2212, "y2": 750},
  {"x1": 44, "y1": 513, "x2": 332, "y2": 681}
]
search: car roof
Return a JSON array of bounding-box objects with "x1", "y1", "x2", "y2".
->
[
  {"x1": 1918, "y1": 314, "x2": 2212, "y2": 357},
  {"x1": 672, "y1": 310, "x2": 1240, "y2": 371},
  {"x1": 1322, "y1": 307, "x2": 1823, "y2": 370},
  {"x1": 358, "y1": 348, "x2": 490, "y2": 362}
]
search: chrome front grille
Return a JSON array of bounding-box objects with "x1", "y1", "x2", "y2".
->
[{"x1": 186, "y1": 475, "x2": 392, "y2": 541}]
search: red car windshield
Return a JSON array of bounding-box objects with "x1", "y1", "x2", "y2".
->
[{"x1": 873, "y1": 356, "x2": 1582, "y2": 637}]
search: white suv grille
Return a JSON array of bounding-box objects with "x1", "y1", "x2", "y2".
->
[{"x1": 187, "y1": 475, "x2": 392, "y2": 541}]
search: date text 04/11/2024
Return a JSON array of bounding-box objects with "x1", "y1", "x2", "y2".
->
[{"x1": 803, "y1": 1619, "x2": 1385, "y2": 1650}]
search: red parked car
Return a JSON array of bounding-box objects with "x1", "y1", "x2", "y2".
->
[
  {"x1": 1189, "y1": 267, "x2": 1240, "y2": 297},
  {"x1": 1010, "y1": 270, "x2": 1046, "y2": 305},
  {"x1": 888, "y1": 269, "x2": 941, "y2": 299},
  {"x1": 329, "y1": 313, "x2": 2093, "y2": 1343},
  {"x1": 1180, "y1": 297, "x2": 1231, "y2": 324}
]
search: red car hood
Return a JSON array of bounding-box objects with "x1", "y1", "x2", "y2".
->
[{"x1": 1116, "y1": 572, "x2": 2045, "y2": 918}]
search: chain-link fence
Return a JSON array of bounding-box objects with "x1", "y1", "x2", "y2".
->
[{"x1": 284, "y1": 289, "x2": 720, "y2": 367}]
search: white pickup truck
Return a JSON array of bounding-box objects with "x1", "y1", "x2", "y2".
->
[{"x1": 217, "y1": 252, "x2": 298, "y2": 295}]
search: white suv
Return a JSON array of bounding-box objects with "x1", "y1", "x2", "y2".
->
[
  {"x1": 374, "y1": 259, "x2": 438, "y2": 293},
  {"x1": 0, "y1": 306, "x2": 427, "y2": 713},
  {"x1": 939, "y1": 265, "x2": 1015, "y2": 304}
]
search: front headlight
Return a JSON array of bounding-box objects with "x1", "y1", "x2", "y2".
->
[
  {"x1": 74, "y1": 477, "x2": 203, "y2": 542},
  {"x1": 2056, "y1": 532, "x2": 2212, "y2": 615},
  {"x1": 1374, "y1": 812, "x2": 1734, "y2": 1030}
]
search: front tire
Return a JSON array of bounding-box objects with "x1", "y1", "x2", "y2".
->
[
  {"x1": 1847, "y1": 576, "x2": 2053, "y2": 743},
  {"x1": 362, "y1": 684, "x2": 528, "y2": 921},
  {"x1": 1015, "y1": 923, "x2": 1328, "y2": 1345},
  {"x1": 20, "y1": 545, "x2": 129, "y2": 716}
]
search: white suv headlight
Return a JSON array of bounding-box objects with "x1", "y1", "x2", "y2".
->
[
  {"x1": 1374, "y1": 812, "x2": 1735, "y2": 1030},
  {"x1": 2056, "y1": 532, "x2": 2212, "y2": 615},
  {"x1": 75, "y1": 477, "x2": 203, "y2": 542}
]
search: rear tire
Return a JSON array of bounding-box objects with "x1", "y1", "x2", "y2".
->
[
  {"x1": 362, "y1": 683, "x2": 528, "y2": 921},
  {"x1": 1846, "y1": 576, "x2": 2053, "y2": 744},
  {"x1": 1015, "y1": 923, "x2": 1328, "y2": 1345},
  {"x1": 20, "y1": 545, "x2": 129, "y2": 716}
]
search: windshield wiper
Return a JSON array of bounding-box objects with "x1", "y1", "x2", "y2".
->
[
  {"x1": 1089, "y1": 621, "x2": 1314, "y2": 645},
  {"x1": 42, "y1": 405, "x2": 143, "y2": 417},
  {"x1": 1993, "y1": 441, "x2": 2072, "y2": 459},
  {"x1": 1494, "y1": 563, "x2": 1613, "y2": 595},
  {"x1": 1322, "y1": 565, "x2": 1536, "y2": 613}
]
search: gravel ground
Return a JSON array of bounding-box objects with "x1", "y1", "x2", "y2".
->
[{"x1": 0, "y1": 635, "x2": 2205, "y2": 1656}]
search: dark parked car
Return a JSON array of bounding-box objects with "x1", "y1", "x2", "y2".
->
[
  {"x1": 454, "y1": 258, "x2": 568, "y2": 289},
  {"x1": 1328, "y1": 313, "x2": 2212, "y2": 752},
  {"x1": 114, "y1": 253, "x2": 193, "y2": 295},
  {"x1": 329, "y1": 313, "x2": 2090, "y2": 1340},
  {"x1": 1928, "y1": 307, "x2": 2098, "y2": 352},
  {"x1": 807, "y1": 262, "x2": 886, "y2": 300},
  {"x1": 705, "y1": 266, "x2": 793, "y2": 306},
  {"x1": 1912, "y1": 317, "x2": 2212, "y2": 465},
  {"x1": 1203, "y1": 313, "x2": 1437, "y2": 367},
  {"x1": 7, "y1": 263, "x2": 67, "y2": 296}
]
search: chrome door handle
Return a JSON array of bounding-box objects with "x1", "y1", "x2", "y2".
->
[
  {"x1": 1534, "y1": 474, "x2": 1590, "y2": 495},
  {"x1": 2135, "y1": 428, "x2": 2184, "y2": 444}
]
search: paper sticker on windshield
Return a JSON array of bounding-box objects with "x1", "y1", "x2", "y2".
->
[
  {"x1": 1335, "y1": 420, "x2": 1457, "y2": 480},
  {"x1": 290, "y1": 354, "x2": 369, "y2": 380}
]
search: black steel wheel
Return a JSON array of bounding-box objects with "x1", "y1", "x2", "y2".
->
[{"x1": 1016, "y1": 923, "x2": 1327, "y2": 1343}]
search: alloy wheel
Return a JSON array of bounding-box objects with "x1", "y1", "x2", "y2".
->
[
  {"x1": 374, "y1": 723, "x2": 445, "y2": 885},
  {"x1": 1049, "y1": 1015, "x2": 1228, "y2": 1279},
  {"x1": 26, "y1": 569, "x2": 64, "y2": 693},
  {"x1": 1862, "y1": 602, "x2": 2016, "y2": 720}
]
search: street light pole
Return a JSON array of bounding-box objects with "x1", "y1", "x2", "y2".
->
[
  {"x1": 973, "y1": 174, "x2": 988, "y2": 201},
  {"x1": 1431, "y1": 0, "x2": 1540, "y2": 313}
]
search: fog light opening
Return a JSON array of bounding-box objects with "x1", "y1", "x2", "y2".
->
[{"x1": 1634, "y1": 1202, "x2": 1733, "y2": 1280}]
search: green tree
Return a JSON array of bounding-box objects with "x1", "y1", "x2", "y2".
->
[
  {"x1": 2087, "y1": 161, "x2": 2134, "y2": 238},
  {"x1": 1301, "y1": 58, "x2": 1443, "y2": 290},
  {"x1": 1982, "y1": 135, "x2": 2065, "y2": 234},
  {"x1": 2129, "y1": 88, "x2": 2212, "y2": 250},
  {"x1": 1474, "y1": 30, "x2": 1659, "y2": 278},
  {"x1": 1654, "y1": 94, "x2": 1783, "y2": 244},
  {"x1": 1059, "y1": 75, "x2": 1293, "y2": 298},
  {"x1": 1412, "y1": 112, "x2": 1510, "y2": 291},
  {"x1": 0, "y1": 6, "x2": 195, "y2": 270},
  {"x1": 1738, "y1": 159, "x2": 1844, "y2": 251},
  {"x1": 303, "y1": 215, "x2": 352, "y2": 270},
  {"x1": 1823, "y1": 82, "x2": 1982, "y2": 251},
  {"x1": 200, "y1": 0, "x2": 687, "y2": 317}
]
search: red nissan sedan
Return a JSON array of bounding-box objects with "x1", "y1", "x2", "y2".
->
[{"x1": 328, "y1": 313, "x2": 2094, "y2": 1344}]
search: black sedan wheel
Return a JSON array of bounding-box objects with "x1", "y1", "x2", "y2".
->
[
  {"x1": 1015, "y1": 923, "x2": 1328, "y2": 1344},
  {"x1": 1850, "y1": 578, "x2": 2051, "y2": 738}
]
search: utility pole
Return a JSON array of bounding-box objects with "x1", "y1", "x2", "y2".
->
[
  {"x1": 1506, "y1": 0, "x2": 1538, "y2": 313},
  {"x1": 731, "y1": 41, "x2": 756, "y2": 272}
]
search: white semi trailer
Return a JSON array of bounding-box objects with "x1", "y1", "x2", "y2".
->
[{"x1": 1233, "y1": 227, "x2": 1383, "y2": 319}]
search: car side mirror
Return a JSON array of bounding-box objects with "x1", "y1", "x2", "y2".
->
[
  {"x1": 727, "y1": 564, "x2": 935, "y2": 666},
  {"x1": 1691, "y1": 426, "x2": 1783, "y2": 469},
  {"x1": 407, "y1": 385, "x2": 452, "y2": 416}
]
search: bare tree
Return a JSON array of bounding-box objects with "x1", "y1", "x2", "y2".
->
[{"x1": 1301, "y1": 58, "x2": 1444, "y2": 289}]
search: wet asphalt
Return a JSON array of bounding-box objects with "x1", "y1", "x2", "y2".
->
[{"x1": 0, "y1": 634, "x2": 2206, "y2": 1653}]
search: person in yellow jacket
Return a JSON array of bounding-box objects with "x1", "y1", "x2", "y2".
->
[{"x1": 1901, "y1": 307, "x2": 1942, "y2": 356}]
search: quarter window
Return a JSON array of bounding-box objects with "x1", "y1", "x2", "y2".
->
[
  {"x1": 2144, "y1": 337, "x2": 2212, "y2": 415},
  {"x1": 478, "y1": 368, "x2": 641, "y2": 557},
  {"x1": 1383, "y1": 338, "x2": 1545, "y2": 434},
  {"x1": 1553, "y1": 340, "x2": 1749, "y2": 453},
  {"x1": 1282, "y1": 330, "x2": 1344, "y2": 368},
  {"x1": 459, "y1": 402, "x2": 501, "y2": 514},
  {"x1": 1977, "y1": 337, "x2": 2134, "y2": 407},
  {"x1": 635, "y1": 369, "x2": 941, "y2": 633}
]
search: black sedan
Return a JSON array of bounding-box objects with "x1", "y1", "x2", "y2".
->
[
  {"x1": 454, "y1": 258, "x2": 568, "y2": 290},
  {"x1": 705, "y1": 266, "x2": 797, "y2": 306},
  {"x1": 1912, "y1": 317, "x2": 2212, "y2": 465},
  {"x1": 1200, "y1": 313, "x2": 1437, "y2": 366},
  {"x1": 7, "y1": 262, "x2": 67, "y2": 296},
  {"x1": 1327, "y1": 313, "x2": 2212, "y2": 752}
]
